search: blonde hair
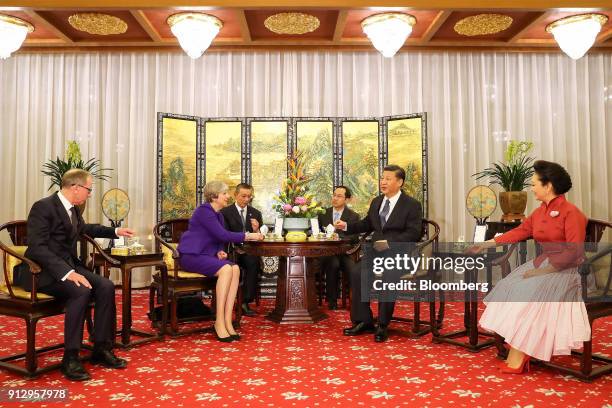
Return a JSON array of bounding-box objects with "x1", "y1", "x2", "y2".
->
[
  {"x1": 203, "y1": 181, "x2": 228, "y2": 203},
  {"x1": 61, "y1": 169, "x2": 91, "y2": 188}
]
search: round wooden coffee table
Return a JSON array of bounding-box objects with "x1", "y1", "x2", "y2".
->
[{"x1": 239, "y1": 240, "x2": 353, "y2": 324}]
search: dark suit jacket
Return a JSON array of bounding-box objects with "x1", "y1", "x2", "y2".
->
[
  {"x1": 16, "y1": 193, "x2": 117, "y2": 291},
  {"x1": 221, "y1": 204, "x2": 263, "y2": 234},
  {"x1": 346, "y1": 192, "x2": 423, "y2": 243},
  {"x1": 318, "y1": 206, "x2": 360, "y2": 243}
]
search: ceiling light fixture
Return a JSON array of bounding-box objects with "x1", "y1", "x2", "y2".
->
[
  {"x1": 546, "y1": 13, "x2": 608, "y2": 60},
  {"x1": 361, "y1": 13, "x2": 416, "y2": 58},
  {"x1": 167, "y1": 12, "x2": 222, "y2": 59},
  {"x1": 0, "y1": 14, "x2": 34, "y2": 59}
]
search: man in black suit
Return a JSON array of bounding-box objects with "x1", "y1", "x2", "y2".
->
[
  {"x1": 335, "y1": 165, "x2": 422, "y2": 342},
  {"x1": 15, "y1": 169, "x2": 135, "y2": 381},
  {"x1": 317, "y1": 186, "x2": 360, "y2": 310},
  {"x1": 221, "y1": 183, "x2": 263, "y2": 317}
]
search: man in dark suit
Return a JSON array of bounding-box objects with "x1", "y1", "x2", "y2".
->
[
  {"x1": 335, "y1": 165, "x2": 422, "y2": 342},
  {"x1": 220, "y1": 183, "x2": 263, "y2": 317},
  {"x1": 15, "y1": 169, "x2": 134, "y2": 381},
  {"x1": 317, "y1": 186, "x2": 360, "y2": 310}
]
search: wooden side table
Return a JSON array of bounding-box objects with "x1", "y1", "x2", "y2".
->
[{"x1": 99, "y1": 251, "x2": 168, "y2": 348}]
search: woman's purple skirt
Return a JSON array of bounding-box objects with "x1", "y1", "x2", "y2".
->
[{"x1": 179, "y1": 253, "x2": 235, "y2": 277}]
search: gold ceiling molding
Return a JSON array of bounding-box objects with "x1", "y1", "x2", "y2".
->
[
  {"x1": 0, "y1": 14, "x2": 35, "y2": 33},
  {"x1": 68, "y1": 13, "x2": 128, "y2": 35},
  {"x1": 454, "y1": 14, "x2": 513, "y2": 36},
  {"x1": 545, "y1": 13, "x2": 608, "y2": 33},
  {"x1": 264, "y1": 12, "x2": 320, "y2": 35}
]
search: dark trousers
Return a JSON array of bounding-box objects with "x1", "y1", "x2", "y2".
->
[
  {"x1": 237, "y1": 254, "x2": 260, "y2": 304},
  {"x1": 350, "y1": 261, "x2": 396, "y2": 326},
  {"x1": 320, "y1": 255, "x2": 354, "y2": 302},
  {"x1": 39, "y1": 266, "x2": 116, "y2": 352}
]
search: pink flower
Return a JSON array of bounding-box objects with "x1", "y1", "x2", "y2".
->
[
  {"x1": 300, "y1": 205, "x2": 308, "y2": 212},
  {"x1": 549, "y1": 210, "x2": 559, "y2": 218},
  {"x1": 294, "y1": 196, "x2": 307, "y2": 205},
  {"x1": 282, "y1": 204, "x2": 293, "y2": 211}
]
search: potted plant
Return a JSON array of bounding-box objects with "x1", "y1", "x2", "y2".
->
[
  {"x1": 42, "y1": 141, "x2": 112, "y2": 191},
  {"x1": 473, "y1": 141, "x2": 535, "y2": 221},
  {"x1": 272, "y1": 151, "x2": 324, "y2": 235}
]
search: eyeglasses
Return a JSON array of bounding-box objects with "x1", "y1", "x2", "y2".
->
[{"x1": 74, "y1": 184, "x2": 93, "y2": 193}]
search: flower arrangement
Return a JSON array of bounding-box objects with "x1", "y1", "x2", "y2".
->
[
  {"x1": 473, "y1": 141, "x2": 535, "y2": 192},
  {"x1": 272, "y1": 151, "x2": 325, "y2": 219}
]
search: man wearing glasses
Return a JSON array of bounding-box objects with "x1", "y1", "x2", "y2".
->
[{"x1": 15, "y1": 169, "x2": 135, "y2": 381}]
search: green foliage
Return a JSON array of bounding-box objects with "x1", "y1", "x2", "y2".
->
[
  {"x1": 473, "y1": 141, "x2": 535, "y2": 191},
  {"x1": 41, "y1": 141, "x2": 112, "y2": 191},
  {"x1": 272, "y1": 150, "x2": 325, "y2": 219}
]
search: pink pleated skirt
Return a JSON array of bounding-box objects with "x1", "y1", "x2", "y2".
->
[{"x1": 479, "y1": 259, "x2": 591, "y2": 361}]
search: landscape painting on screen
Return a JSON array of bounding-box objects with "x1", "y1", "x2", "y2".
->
[
  {"x1": 296, "y1": 121, "x2": 334, "y2": 209},
  {"x1": 161, "y1": 117, "x2": 197, "y2": 220}
]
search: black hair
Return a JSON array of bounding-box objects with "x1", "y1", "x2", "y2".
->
[{"x1": 533, "y1": 160, "x2": 572, "y2": 195}]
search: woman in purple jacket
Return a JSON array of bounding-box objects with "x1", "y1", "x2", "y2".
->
[{"x1": 178, "y1": 181, "x2": 262, "y2": 342}]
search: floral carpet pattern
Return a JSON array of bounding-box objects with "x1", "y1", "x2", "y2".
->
[{"x1": 0, "y1": 290, "x2": 610, "y2": 407}]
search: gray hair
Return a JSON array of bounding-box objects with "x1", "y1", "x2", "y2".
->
[
  {"x1": 203, "y1": 180, "x2": 228, "y2": 203},
  {"x1": 61, "y1": 169, "x2": 91, "y2": 188}
]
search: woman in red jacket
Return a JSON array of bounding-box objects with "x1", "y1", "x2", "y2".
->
[{"x1": 469, "y1": 161, "x2": 590, "y2": 373}]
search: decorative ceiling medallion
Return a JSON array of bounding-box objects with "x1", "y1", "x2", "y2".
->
[
  {"x1": 68, "y1": 13, "x2": 128, "y2": 35},
  {"x1": 454, "y1": 14, "x2": 513, "y2": 36},
  {"x1": 264, "y1": 12, "x2": 320, "y2": 35}
]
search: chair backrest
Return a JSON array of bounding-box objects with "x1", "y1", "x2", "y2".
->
[
  {"x1": 0, "y1": 221, "x2": 28, "y2": 285},
  {"x1": 154, "y1": 218, "x2": 190, "y2": 247},
  {"x1": 1, "y1": 220, "x2": 28, "y2": 246}
]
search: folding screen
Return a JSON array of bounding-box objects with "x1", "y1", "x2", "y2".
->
[{"x1": 157, "y1": 113, "x2": 427, "y2": 222}]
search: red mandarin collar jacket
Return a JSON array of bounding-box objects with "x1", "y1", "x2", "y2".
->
[{"x1": 494, "y1": 195, "x2": 587, "y2": 270}]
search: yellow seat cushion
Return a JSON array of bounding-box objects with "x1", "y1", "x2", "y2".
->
[
  {"x1": 591, "y1": 252, "x2": 611, "y2": 294},
  {"x1": 0, "y1": 284, "x2": 53, "y2": 300},
  {"x1": 4, "y1": 245, "x2": 27, "y2": 284},
  {"x1": 159, "y1": 243, "x2": 206, "y2": 279}
]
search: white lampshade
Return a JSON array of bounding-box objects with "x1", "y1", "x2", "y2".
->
[
  {"x1": 167, "y1": 13, "x2": 222, "y2": 59},
  {"x1": 361, "y1": 13, "x2": 416, "y2": 58},
  {"x1": 546, "y1": 14, "x2": 608, "y2": 60},
  {"x1": 0, "y1": 14, "x2": 34, "y2": 59}
]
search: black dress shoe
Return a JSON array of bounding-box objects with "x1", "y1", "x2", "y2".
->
[
  {"x1": 213, "y1": 327, "x2": 234, "y2": 343},
  {"x1": 61, "y1": 357, "x2": 91, "y2": 381},
  {"x1": 328, "y1": 300, "x2": 338, "y2": 310},
  {"x1": 90, "y1": 349, "x2": 128, "y2": 369},
  {"x1": 374, "y1": 325, "x2": 389, "y2": 343},
  {"x1": 343, "y1": 322, "x2": 376, "y2": 336},
  {"x1": 241, "y1": 303, "x2": 256, "y2": 317}
]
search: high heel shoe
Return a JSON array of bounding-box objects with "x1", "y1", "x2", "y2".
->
[
  {"x1": 499, "y1": 354, "x2": 530, "y2": 374},
  {"x1": 230, "y1": 333, "x2": 241, "y2": 341},
  {"x1": 213, "y1": 327, "x2": 233, "y2": 343}
]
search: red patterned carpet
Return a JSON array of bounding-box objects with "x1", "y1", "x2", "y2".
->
[{"x1": 0, "y1": 290, "x2": 610, "y2": 407}]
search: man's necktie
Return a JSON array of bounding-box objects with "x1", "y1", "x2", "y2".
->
[
  {"x1": 333, "y1": 212, "x2": 340, "y2": 223},
  {"x1": 240, "y1": 208, "x2": 246, "y2": 232},
  {"x1": 70, "y1": 207, "x2": 78, "y2": 236},
  {"x1": 379, "y1": 199, "x2": 390, "y2": 229}
]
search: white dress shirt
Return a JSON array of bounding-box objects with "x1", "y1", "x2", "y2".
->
[
  {"x1": 57, "y1": 192, "x2": 119, "y2": 282},
  {"x1": 378, "y1": 190, "x2": 402, "y2": 223}
]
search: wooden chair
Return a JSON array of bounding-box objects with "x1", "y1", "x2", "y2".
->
[
  {"x1": 151, "y1": 219, "x2": 242, "y2": 336},
  {"x1": 493, "y1": 218, "x2": 612, "y2": 381},
  {"x1": 0, "y1": 220, "x2": 117, "y2": 377},
  {"x1": 389, "y1": 219, "x2": 443, "y2": 336},
  {"x1": 347, "y1": 219, "x2": 443, "y2": 336}
]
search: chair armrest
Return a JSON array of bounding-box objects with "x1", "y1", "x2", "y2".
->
[
  {"x1": 0, "y1": 245, "x2": 42, "y2": 274},
  {"x1": 82, "y1": 235, "x2": 120, "y2": 266},
  {"x1": 579, "y1": 243, "x2": 612, "y2": 276},
  {"x1": 488, "y1": 243, "x2": 518, "y2": 267}
]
